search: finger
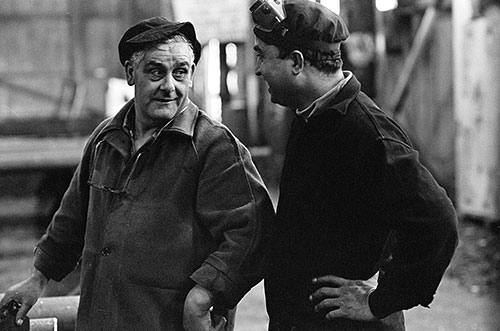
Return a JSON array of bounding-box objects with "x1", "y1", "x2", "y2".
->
[
  {"x1": 325, "y1": 307, "x2": 347, "y2": 320},
  {"x1": 15, "y1": 303, "x2": 31, "y2": 325},
  {"x1": 314, "y1": 298, "x2": 341, "y2": 312},
  {"x1": 0, "y1": 297, "x2": 9, "y2": 308},
  {"x1": 309, "y1": 287, "x2": 341, "y2": 303},
  {"x1": 312, "y1": 275, "x2": 346, "y2": 286},
  {"x1": 0, "y1": 299, "x2": 16, "y2": 317},
  {"x1": 0, "y1": 303, "x2": 9, "y2": 317}
]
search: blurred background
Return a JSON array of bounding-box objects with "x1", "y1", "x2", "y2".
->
[{"x1": 1, "y1": 0, "x2": 500, "y2": 330}]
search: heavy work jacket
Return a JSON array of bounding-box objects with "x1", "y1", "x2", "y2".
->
[
  {"x1": 34, "y1": 100, "x2": 274, "y2": 331},
  {"x1": 265, "y1": 74, "x2": 458, "y2": 331}
]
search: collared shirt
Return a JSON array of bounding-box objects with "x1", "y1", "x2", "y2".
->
[
  {"x1": 123, "y1": 105, "x2": 189, "y2": 155},
  {"x1": 295, "y1": 71, "x2": 353, "y2": 121}
]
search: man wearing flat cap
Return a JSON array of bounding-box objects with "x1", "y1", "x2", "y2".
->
[
  {"x1": 0, "y1": 16, "x2": 274, "y2": 331},
  {"x1": 250, "y1": 0, "x2": 458, "y2": 330}
]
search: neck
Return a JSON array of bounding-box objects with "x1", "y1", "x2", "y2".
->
[
  {"x1": 295, "y1": 69, "x2": 344, "y2": 110},
  {"x1": 133, "y1": 126, "x2": 156, "y2": 152}
]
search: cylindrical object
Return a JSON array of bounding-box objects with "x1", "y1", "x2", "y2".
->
[
  {"x1": 30, "y1": 317, "x2": 58, "y2": 331},
  {"x1": 28, "y1": 296, "x2": 78, "y2": 331},
  {"x1": 0, "y1": 294, "x2": 78, "y2": 331}
]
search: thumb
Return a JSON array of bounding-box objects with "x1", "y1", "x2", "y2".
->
[
  {"x1": 15, "y1": 303, "x2": 31, "y2": 326},
  {"x1": 212, "y1": 316, "x2": 227, "y2": 331}
]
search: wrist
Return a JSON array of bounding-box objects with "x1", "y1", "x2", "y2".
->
[{"x1": 29, "y1": 267, "x2": 49, "y2": 287}]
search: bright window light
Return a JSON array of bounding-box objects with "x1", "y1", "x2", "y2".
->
[
  {"x1": 225, "y1": 43, "x2": 238, "y2": 68},
  {"x1": 206, "y1": 39, "x2": 222, "y2": 121},
  {"x1": 376, "y1": 0, "x2": 398, "y2": 12},
  {"x1": 313, "y1": 0, "x2": 340, "y2": 14}
]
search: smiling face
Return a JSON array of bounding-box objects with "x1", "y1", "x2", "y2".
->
[
  {"x1": 253, "y1": 38, "x2": 296, "y2": 108},
  {"x1": 125, "y1": 39, "x2": 195, "y2": 132}
]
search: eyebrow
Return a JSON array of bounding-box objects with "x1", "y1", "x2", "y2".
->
[{"x1": 145, "y1": 59, "x2": 191, "y2": 68}]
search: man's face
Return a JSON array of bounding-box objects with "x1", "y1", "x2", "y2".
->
[
  {"x1": 253, "y1": 38, "x2": 295, "y2": 107},
  {"x1": 126, "y1": 41, "x2": 195, "y2": 130}
]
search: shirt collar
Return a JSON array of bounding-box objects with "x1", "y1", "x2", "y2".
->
[
  {"x1": 99, "y1": 99, "x2": 199, "y2": 140},
  {"x1": 295, "y1": 71, "x2": 353, "y2": 122}
]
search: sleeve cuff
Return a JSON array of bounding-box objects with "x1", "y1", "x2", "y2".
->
[
  {"x1": 33, "y1": 245, "x2": 76, "y2": 282},
  {"x1": 190, "y1": 260, "x2": 247, "y2": 309},
  {"x1": 368, "y1": 287, "x2": 415, "y2": 319}
]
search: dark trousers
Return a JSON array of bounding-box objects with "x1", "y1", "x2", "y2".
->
[{"x1": 268, "y1": 311, "x2": 405, "y2": 331}]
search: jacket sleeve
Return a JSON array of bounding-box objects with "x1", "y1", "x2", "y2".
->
[
  {"x1": 33, "y1": 121, "x2": 108, "y2": 281},
  {"x1": 190, "y1": 126, "x2": 275, "y2": 308},
  {"x1": 368, "y1": 138, "x2": 458, "y2": 318}
]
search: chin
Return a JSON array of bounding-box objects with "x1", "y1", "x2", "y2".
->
[
  {"x1": 270, "y1": 95, "x2": 289, "y2": 108},
  {"x1": 151, "y1": 107, "x2": 178, "y2": 121}
]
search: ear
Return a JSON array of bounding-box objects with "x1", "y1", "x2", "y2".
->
[
  {"x1": 124, "y1": 60, "x2": 135, "y2": 86},
  {"x1": 189, "y1": 63, "x2": 196, "y2": 88},
  {"x1": 290, "y1": 50, "x2": 305, "y2": 76}
]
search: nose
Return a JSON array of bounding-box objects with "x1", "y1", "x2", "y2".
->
[
  {"x1": 160, "y1": 74, "x2": 175, "y2": 92},
  {"x1": 255, "y1": 60, "x2": 262, "y2": 76}
]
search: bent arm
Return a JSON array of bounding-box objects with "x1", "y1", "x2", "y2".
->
[
  {"x1": 368, "y1": 140, "x2": 458, "y2": 318},
  {"x1": 190, "y1": 129, "x2": 275, "y2": 308}
]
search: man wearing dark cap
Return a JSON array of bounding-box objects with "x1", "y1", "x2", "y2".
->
[
  {"x1": 250, "y1": 0, "x2": 458, "y2": 330},
  {"x1": 0, "y1": 16, "x2": 274, "y2": 331}
]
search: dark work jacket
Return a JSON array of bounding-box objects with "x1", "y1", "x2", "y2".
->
[
  {"x1": 34, "y1": 100, "x2": 275, "y2": 331},
  {"x1": 265, "y1": 74, "x2": 458, "y2": 331}
]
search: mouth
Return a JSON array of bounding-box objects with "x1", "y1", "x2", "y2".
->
[{"x1": 154, "y1": 98, "x2": 176, "y2": 104}]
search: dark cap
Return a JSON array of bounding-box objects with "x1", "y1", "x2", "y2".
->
[
  {"x1": 118, "y1": 16, "x2": 202, "y2": 66},
  {"x1": 252, "y1": 0, "x2": 349, "y2": 51}
]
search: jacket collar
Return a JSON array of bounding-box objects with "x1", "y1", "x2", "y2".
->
[
  {"x1": 296, "y1": 71, "x2": 352, "y2": 121},
  {"x1": 327, "y1": 71, "x2": 361, "y2": 115},
  {"x1": 97, "y1": 98, "x2": 199, "y2": 140}
]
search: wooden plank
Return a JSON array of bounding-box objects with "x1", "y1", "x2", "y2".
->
[
  {"x1": 0, "y1": 137, "x2": 87, "y2": 170},
  {"x1": 455, "y1": 13, "x2": 500, "y2": 221}
]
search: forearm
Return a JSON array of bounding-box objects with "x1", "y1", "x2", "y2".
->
[{"x1": 29, "y1": 267, "x2": 49, "y2": 288}]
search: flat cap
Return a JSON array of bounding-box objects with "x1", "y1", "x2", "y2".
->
[
  {"x1": 252, "y1": 0, "x2": 349, "y2": 51},
  {"x1": 118, "y1": 16, "x2": 202, "y2": 66}
]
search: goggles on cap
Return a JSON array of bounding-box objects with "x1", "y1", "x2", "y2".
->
[{"x1": 250, "y1": 0, "x2": 286, "y2": 32}]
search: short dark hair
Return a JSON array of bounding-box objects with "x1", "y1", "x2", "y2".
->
[{"x1": 275, "y1": 41, "x2": 343, "y2": 74}]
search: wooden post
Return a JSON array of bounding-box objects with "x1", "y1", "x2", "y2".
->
[{"x1": 453, "y1": 0, "x2": 500, "y2": 221}]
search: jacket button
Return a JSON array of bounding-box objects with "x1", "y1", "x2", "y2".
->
[{"x1": 100, "y1": 247, "x2": 111, "y2": 256}]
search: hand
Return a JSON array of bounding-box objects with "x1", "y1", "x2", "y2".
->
[
  {"x1": 0, "y1": 268, "x2": 48, "y2": 326},
  {"x1": 183, "y1": 284, "x2": 226, "y2": 331},
  {"x1": 309, "y1": 272, "x2": 378, "y2": 322}
]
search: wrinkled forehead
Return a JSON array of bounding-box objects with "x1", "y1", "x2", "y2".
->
[{"x1": 143, "y1": 40, "x2": 195, "y2": 65}]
